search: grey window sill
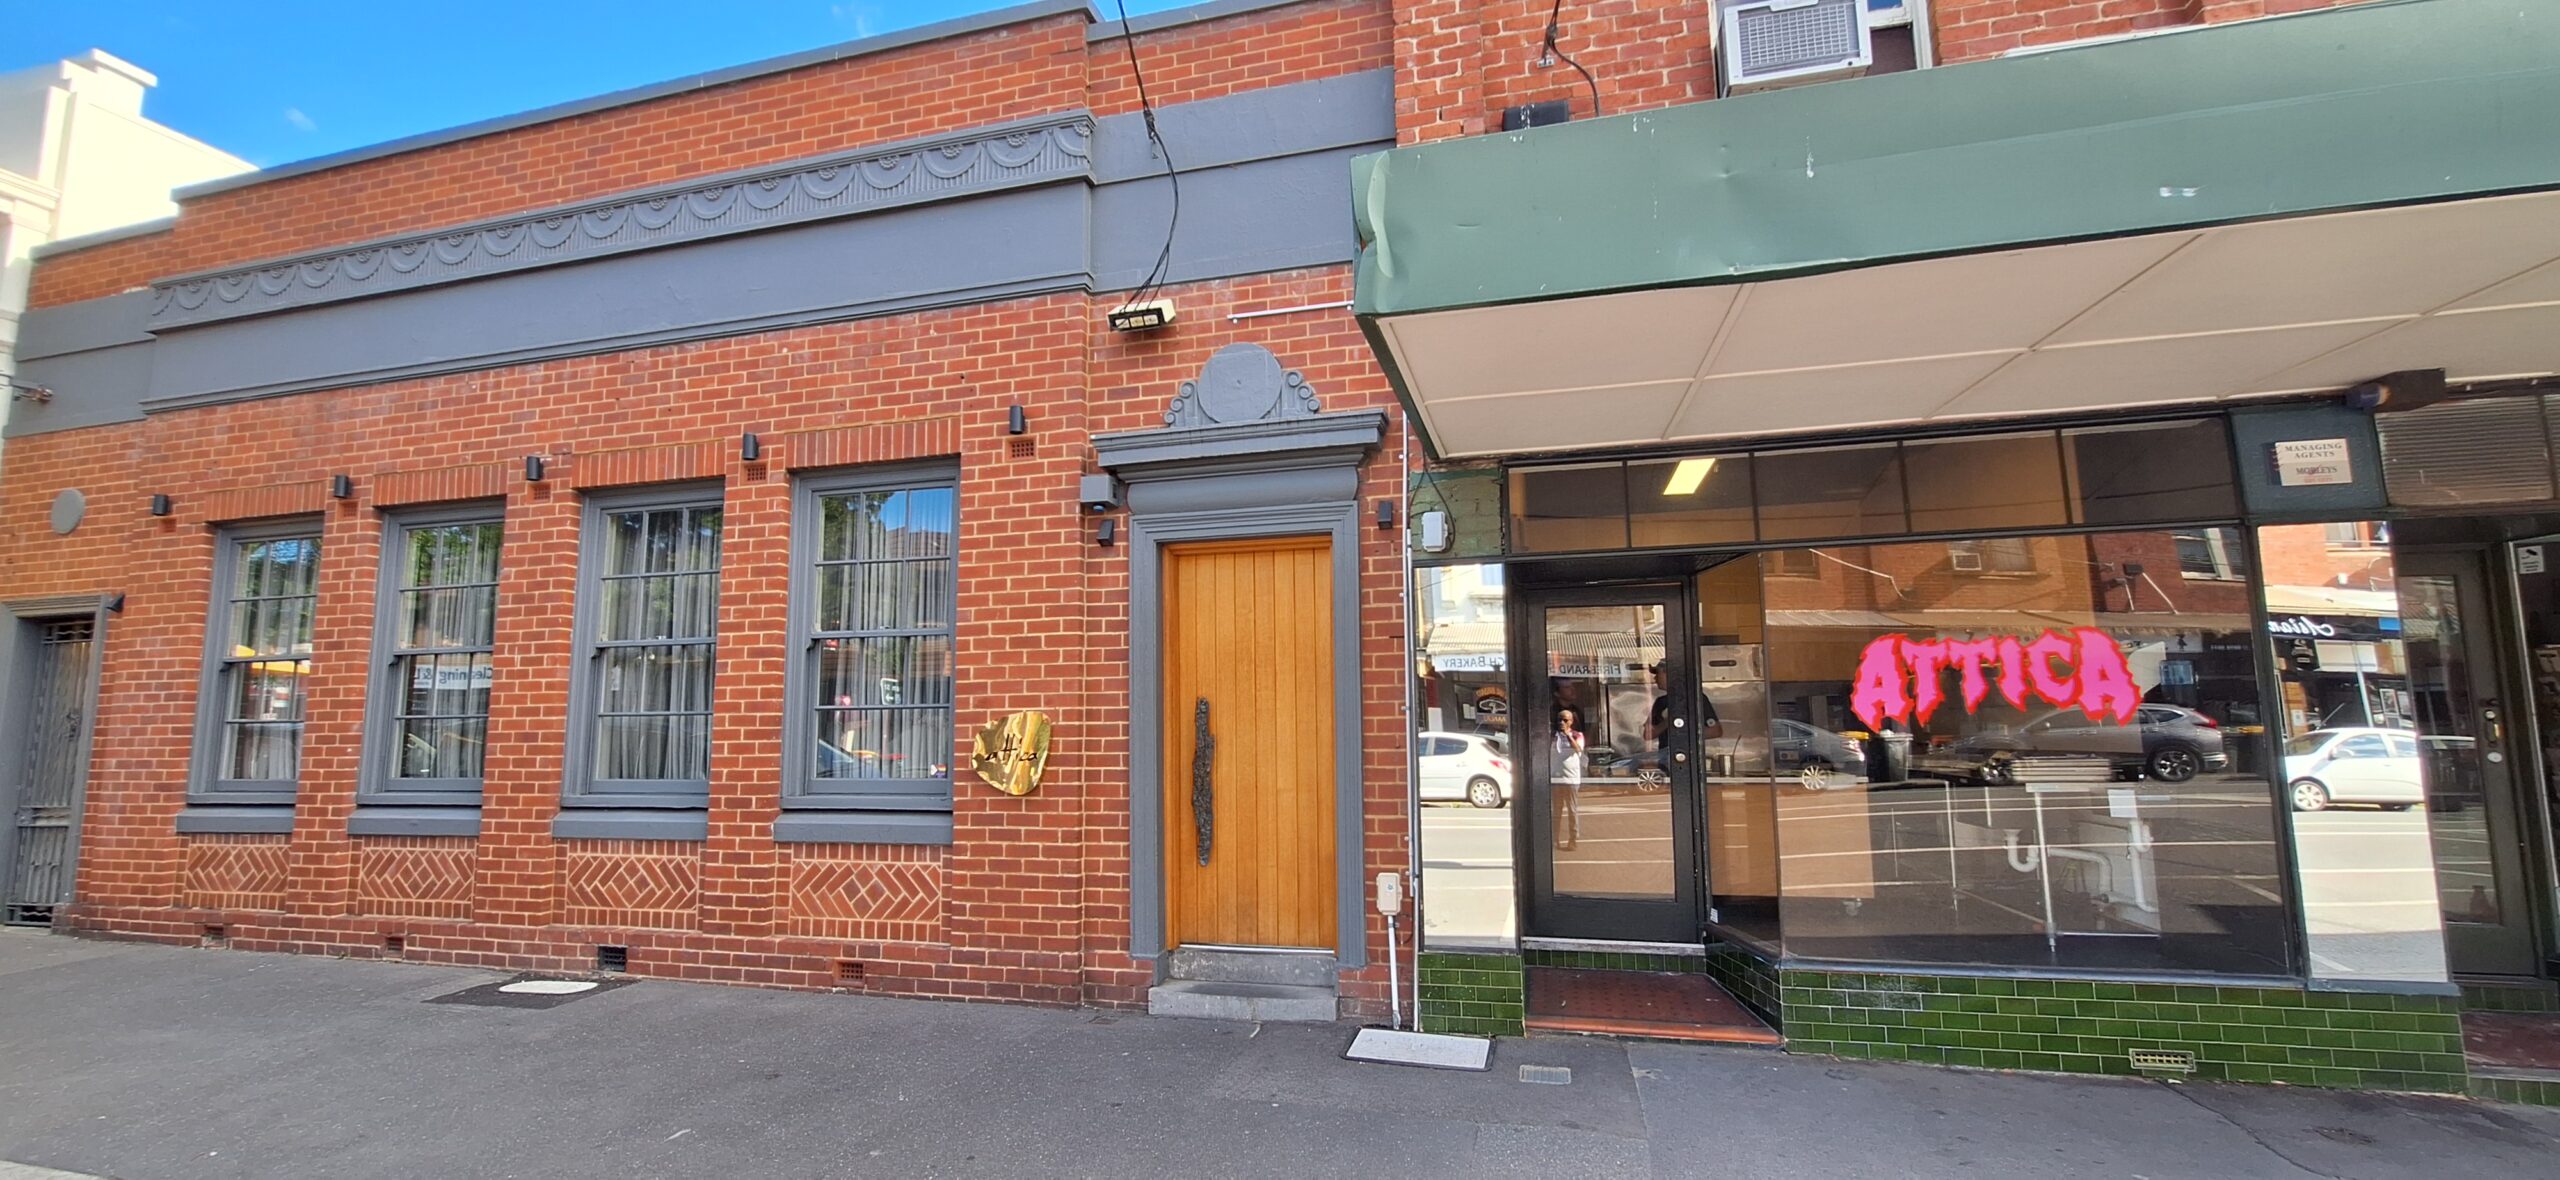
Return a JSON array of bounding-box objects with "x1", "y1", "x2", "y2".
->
[
  {"x1": 552, "y1": 809, "x2": 709, "y2": 841},
  {"x1": 348, "y1": 805, "x2": 482, "y2": 838},
  {"x1": 175, "y1": 804, "x2": 295, "y2": 835},
  {"x1": 773, "y1": 810, "x2": 952, "y2": 845}
]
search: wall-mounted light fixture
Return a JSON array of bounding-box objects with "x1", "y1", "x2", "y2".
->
[
  {"x1": 740, "y1": 431, "x2": 762, "y2": 462},
  {"x1": 1375, "y1": 499, "x2": 1397, "y2": 531},
  {"x1": 524, "y1": 455, "x2": 547, "y2": 483},
  {"x1": 1007, "y1": 405, "x2": 1028, "y2": 436},
  {"x1": 1096, "y1": 518, "x2": 1118, "y2": 547},
  {"x1": 8, "y1": 379, "x2": 53, "y2": 404},
  {"x1": 105, "y1": 592, "x2": 126, "y2": 614},
  {"x1": 330, "y1": 474, "x2": 354, "y2": 500},
  {"x1": 149, "y1": 494, "x2": 172, "y2": 517}
]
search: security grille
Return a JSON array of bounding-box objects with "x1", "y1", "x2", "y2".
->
[
  {"x1": 2378, "y1": 396, "x2": 2556, "y2": 506},
  {"x1": 8, "y1": 618, "x2": 97, "y2": 927}
]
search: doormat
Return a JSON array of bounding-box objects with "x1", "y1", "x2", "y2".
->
[
  {"x1": 1343, "y1": 1027, "x2": 1492, "y2": 1071},
  {"x1": 426, "y1": 974, "x2": 637, "y2": 1010}
]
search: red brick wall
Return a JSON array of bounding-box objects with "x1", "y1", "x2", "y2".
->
[
  {"x1": 4, "y1": 271, "x2": 1407, "y2": 1009},
  {"x1": 1934, "y1": 0, "x2": 2375, "y2": 65},
  {"x1": 1395, "y1": 0, "x2": 1711, "y2": 144},
  {"x1": 1088, "y1": 0, "x2": 1393, "y2": 116}
]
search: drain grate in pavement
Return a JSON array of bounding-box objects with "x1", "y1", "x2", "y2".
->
[
  {"x1": 427, "y1": 973, "x2": 636, "y2": 1009},
  {"x1": 1518, "y1": 1064, "x2": 1573, "y2": 1085}
]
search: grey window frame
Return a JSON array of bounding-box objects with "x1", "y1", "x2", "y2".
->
[
  {"x1": 777, "y1": 460, "x2": 958, "y2": 845},
  {"x1": 188, "y1": 517, "x2": 325, "y2": 807},
  {"x1": 355, "y1": 504, "x2": 503, "y2": 830},
  {"x1": 561, "y1": 482, "x2": 724, "y2": 817}
]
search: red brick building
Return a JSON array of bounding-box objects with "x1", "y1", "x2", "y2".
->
[{"x1": 25, "y1": 0, "x2": 2560, "y2": 1102}]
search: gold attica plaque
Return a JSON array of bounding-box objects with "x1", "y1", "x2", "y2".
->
[{"x1": 971, "y1": 710, "x2": 1053, "y2": 796}]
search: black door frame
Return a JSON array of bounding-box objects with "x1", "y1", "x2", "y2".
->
[
  {"x1": 2399, "y1": 544, "x2": 2547, "y2": 978},
  {"x1": 1508, "y1": 580, "x2": 1705, "y2": 945}
]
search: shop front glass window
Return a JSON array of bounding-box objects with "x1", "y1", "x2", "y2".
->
[
  {"x1": 2257, "y1": 522, "x2": 2449, "y2": 985},
  {"x1": 1763, "y1": 527, "x2": 2292, "y2": 975},
  {"x1": 1414, "y1": 563, "x2": 1514, "y2": 948}
]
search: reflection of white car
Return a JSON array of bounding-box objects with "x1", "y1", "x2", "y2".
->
[
  {"x1": 2283, "y1": 728, "x2": 2422, "y2": 812},
  {"x1": 1418, "y1": 731, "x2": 1511, "y2": 809}
]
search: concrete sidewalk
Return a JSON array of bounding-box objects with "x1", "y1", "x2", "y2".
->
[{"x1": 1, "y1": 929, "x2": 2555, "y2": 1179}]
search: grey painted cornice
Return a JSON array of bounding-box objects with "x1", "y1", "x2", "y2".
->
[
  {"x1": 1094, "y1": 411, "x2": 1389, "y2": 476},
  {"x1": 147, "y1": 113, "x2": 1094, "y2": 330}
]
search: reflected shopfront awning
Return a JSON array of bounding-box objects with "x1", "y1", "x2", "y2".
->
[{"x1": 1350, "y1": 0, "x2": 2560, "y2": 461}]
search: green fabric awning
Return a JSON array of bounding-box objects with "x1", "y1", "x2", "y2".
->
[{"x1": 1350, "y1": 0, "x2": 2560, "y2": 461}]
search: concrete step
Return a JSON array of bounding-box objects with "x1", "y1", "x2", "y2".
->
[
  {"x1": 1147, "y1": 979, "x2": 1340, "y2": 1023},
  {"x1": 1166, "y1": 947, "x2": 1337, "y2": 988}
]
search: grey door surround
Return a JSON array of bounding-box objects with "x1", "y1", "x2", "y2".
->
[{"x1": 1095, "y1": 343, "x2": 1386, "y2": 967}]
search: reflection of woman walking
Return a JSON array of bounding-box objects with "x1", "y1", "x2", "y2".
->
[{"x1": 1552, "y1": 707, "x2": 1587, "y2": 850}]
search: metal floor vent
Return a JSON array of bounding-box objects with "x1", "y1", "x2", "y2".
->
[
  {"x1": 428, "y1": 973, "x2": 636, "y2": 1010},
  {"x1": 2129, "y1": 1048, "x2": 2198, "y2": 1076}
]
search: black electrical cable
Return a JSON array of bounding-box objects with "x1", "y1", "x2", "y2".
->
[
  {"x1": 1113, "y1": 0, "x2": 1181, "y2": 315},
  {"x1": 1540, "y1": 0, "x2": 1603, "y2": 119}
]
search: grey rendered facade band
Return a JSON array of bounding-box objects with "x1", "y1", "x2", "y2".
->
[{"x1": 9, "y1": 69, "x2": 1394, "y2": 440}]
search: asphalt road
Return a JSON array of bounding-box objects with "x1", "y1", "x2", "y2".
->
[{"x1": 3, "y1": 929, "x2": 2557, "y2": 1179}]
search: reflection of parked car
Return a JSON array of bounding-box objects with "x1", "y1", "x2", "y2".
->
[
  {"x1": 1418, "y1": 731, "x2": 1511, "y2": 808},
  {"x1": 1771, "y1": 719, "x2": 1867, "y2": 775},
  {"x1": 1958, "y1": 705, "x2": 2227, "y2": 782},
  {"x1": 2282, "y1": 727, "x2": 2422, "y2": 812}
]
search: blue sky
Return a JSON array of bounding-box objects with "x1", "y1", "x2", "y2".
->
[{"x1": 8, "y1": 0, "x2": 1192, "y2": 169}]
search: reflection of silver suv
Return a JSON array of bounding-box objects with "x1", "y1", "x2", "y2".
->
[
  {"x1": 1771, "y1": 719, "x2": 1867, "y2": 774},
  {"x1": 1963, "y1": 705, "x2": 2228, "y2": 782}
]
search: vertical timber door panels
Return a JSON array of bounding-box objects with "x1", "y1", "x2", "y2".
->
[{"x1": 1163, "y1": 537, "x2": 1336, "y2": 951}]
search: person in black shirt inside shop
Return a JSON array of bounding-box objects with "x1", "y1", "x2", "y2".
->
[{"x1": 1643, "y1": 661, "x2": 1722, "y2": 751}]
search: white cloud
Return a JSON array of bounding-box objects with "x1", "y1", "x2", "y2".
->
[
  {"x1": 829, "y1": 3, "x2": 878, "y2": 36},
  {"x1": 283, "y1": 107, "x2": 317, "y2": 132}
]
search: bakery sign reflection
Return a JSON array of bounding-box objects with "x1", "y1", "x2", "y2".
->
[{"x1": 1850, "y1": 628, "x2": 2141, "y2": 730}]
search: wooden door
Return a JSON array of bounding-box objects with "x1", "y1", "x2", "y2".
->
[{"x1": 1163, "y1": 536, "x2": 1336, "y2": 950}]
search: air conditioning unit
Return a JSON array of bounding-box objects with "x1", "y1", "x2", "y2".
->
[
  {"x1": 1949, "y1": 548, "x2": 1985, "y2": 573},
  {"x1": 1719, "y1": 0, "x2": 1873, "y2": 96}
]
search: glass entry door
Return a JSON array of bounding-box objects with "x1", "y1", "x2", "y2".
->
[
  {"x1": 1516, "y1": 585, "x2": 1702, "y2": 944},
  {"x1": 2399, "y1": 549, "x2": 2541, "y2": 978}
]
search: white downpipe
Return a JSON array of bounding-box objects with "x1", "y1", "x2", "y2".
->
[{"x1": 1386, "y1": 911, "x2": 1403, "y2": 1030}]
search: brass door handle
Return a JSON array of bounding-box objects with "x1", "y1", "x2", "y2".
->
[{"x1": 1192, "y1": 697, "x2": 1216, "y2": 866}]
